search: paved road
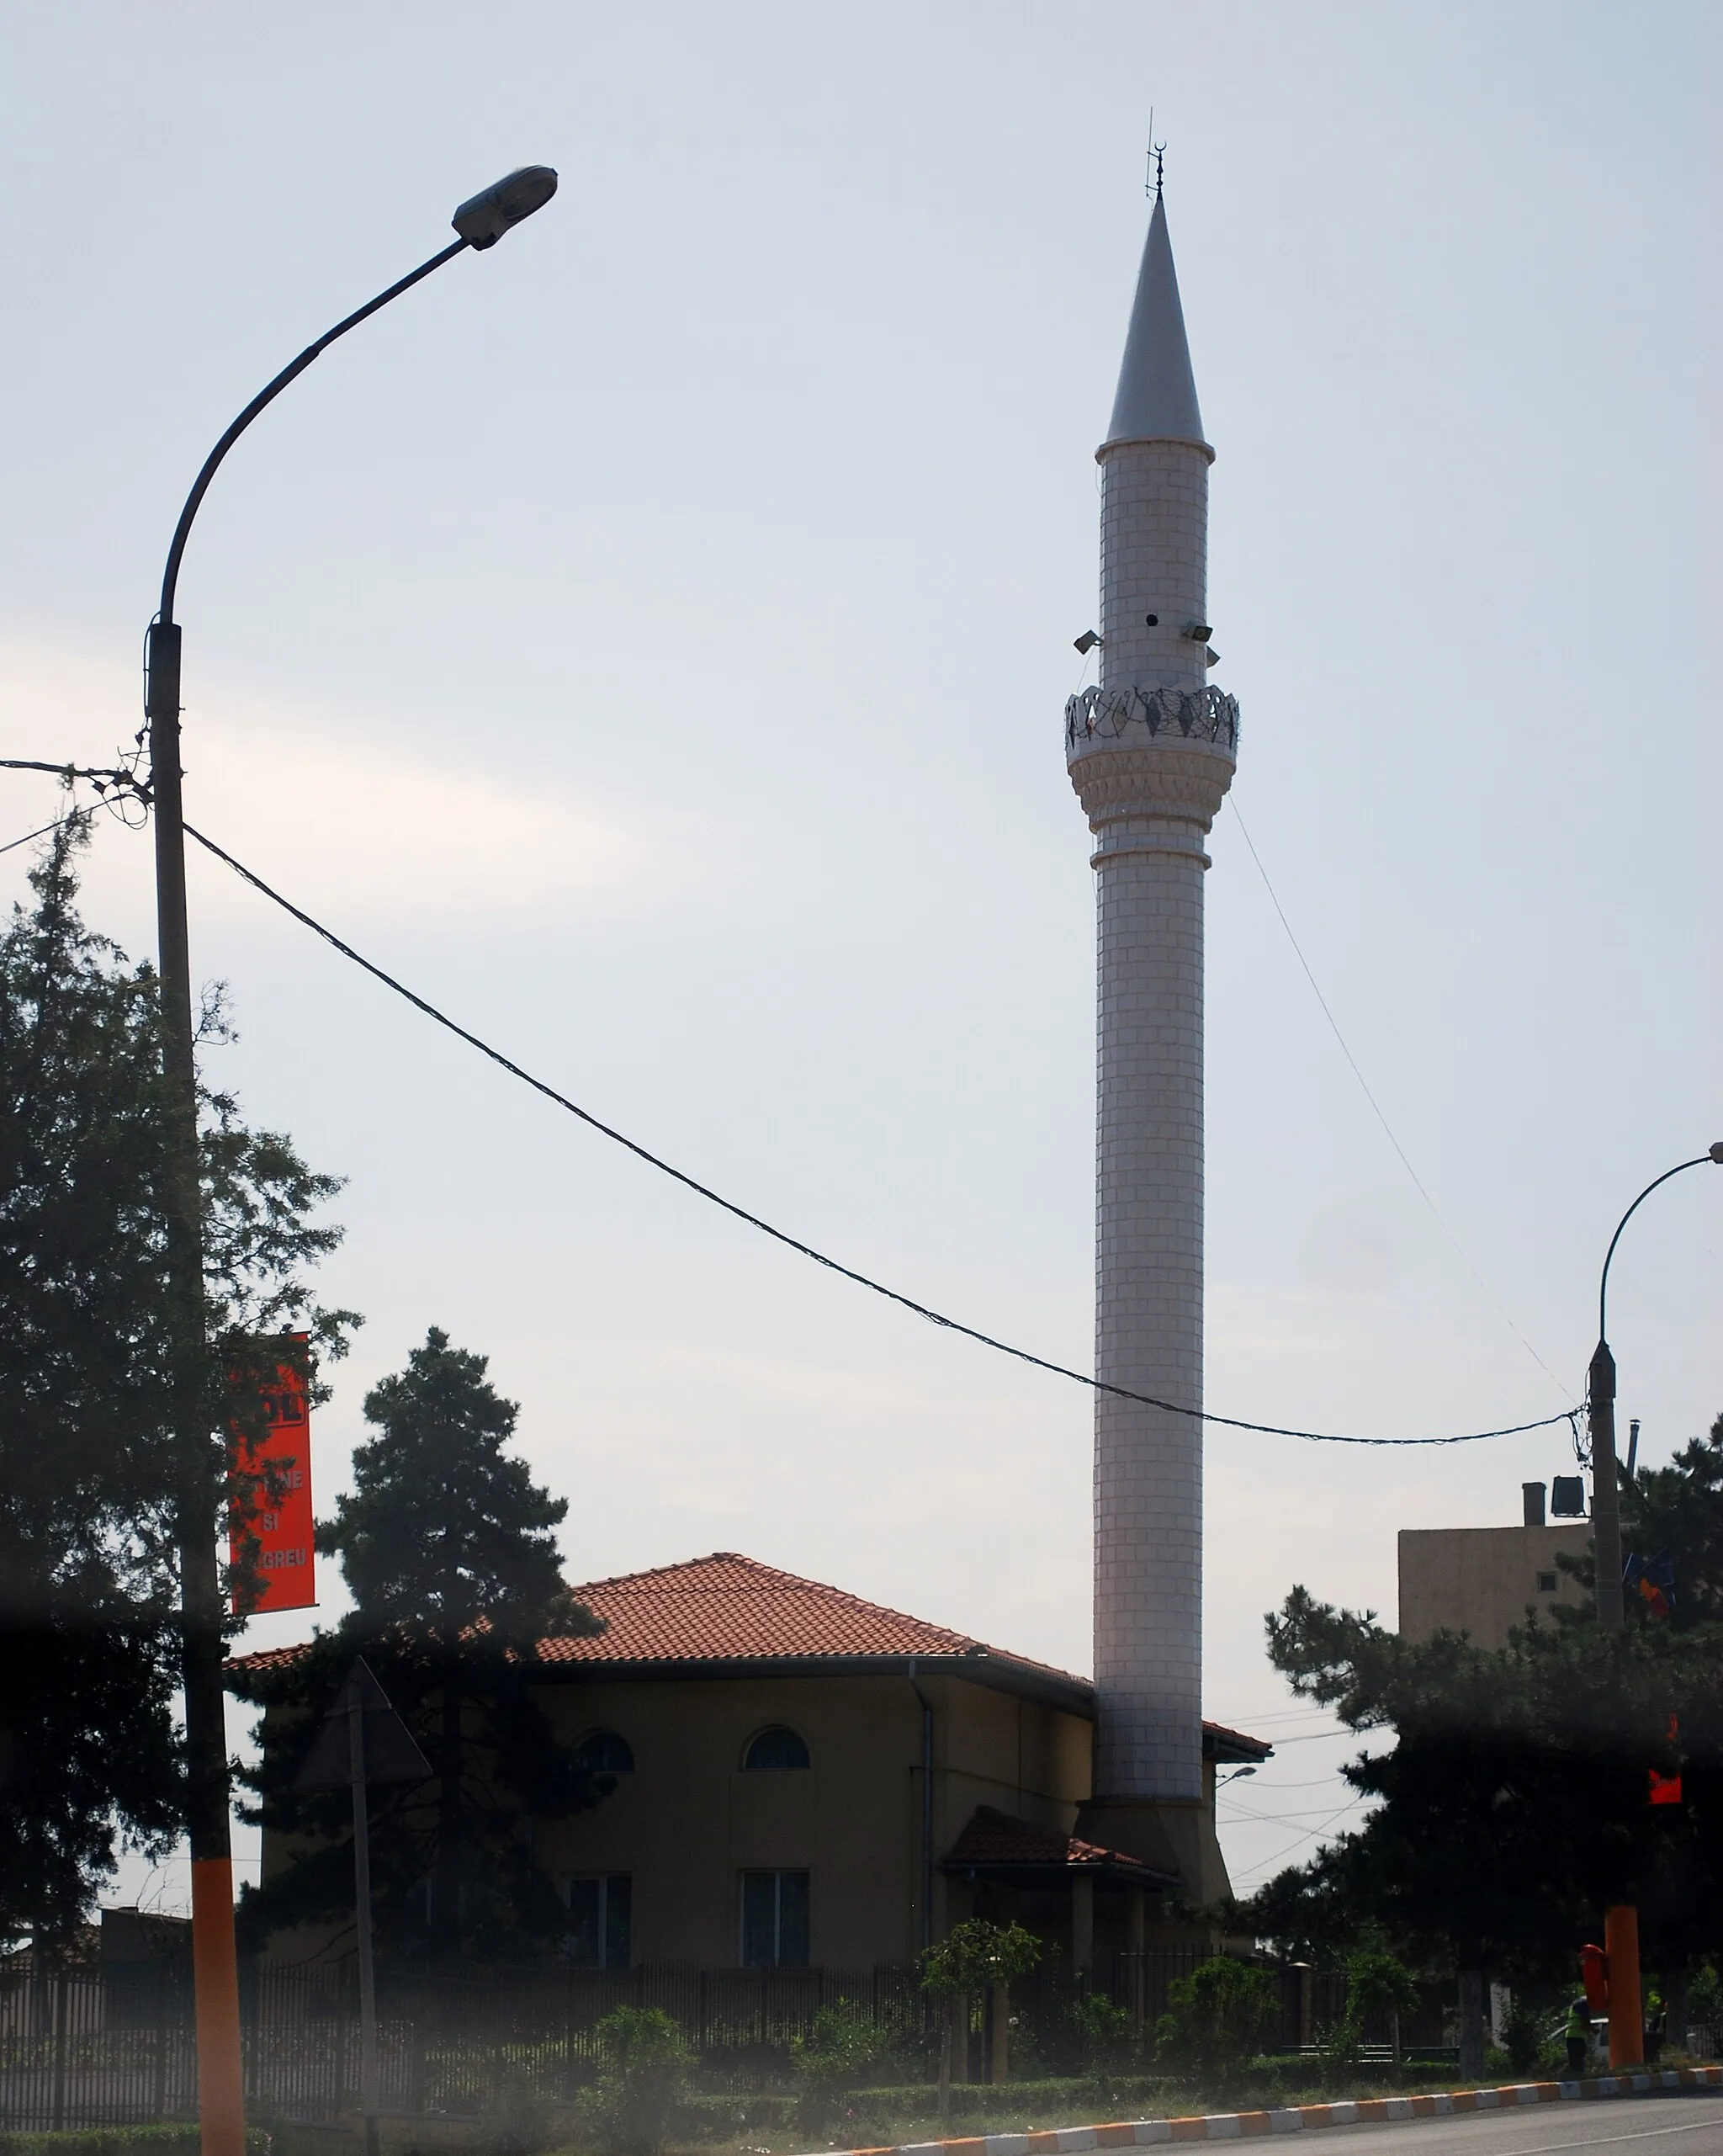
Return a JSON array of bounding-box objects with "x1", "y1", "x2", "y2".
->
[{"x1": 1306, "y1": 2090, "x2": 1723, "y2": 2153}]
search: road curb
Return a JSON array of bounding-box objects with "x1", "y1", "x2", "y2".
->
[{"x1": 821, "y1": 2063, "x2": 1723, "y2": 2151}]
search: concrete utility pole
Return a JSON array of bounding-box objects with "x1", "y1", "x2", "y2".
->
[
  {"x1": 1588, "y1": 1146, "x2": 1722, "y2": 1628},
  {"x1": 143, "y1": 166, "x2": 555, "y2": 2156}
]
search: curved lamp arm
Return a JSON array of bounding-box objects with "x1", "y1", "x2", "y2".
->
[
  {"x1": 146, "y1": 163, "x2": 556, "y2": 713},
  {"x1": 156, "y1": 236, "x2": 467, "y2": 629},
  {"x1": 1598, "y1": 1144, "x2": 1723, "y2": 1344}
]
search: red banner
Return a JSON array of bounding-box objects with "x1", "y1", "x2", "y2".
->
[{"x1": 229, "y1": 1340, "x2": 315, "y2": 1614}]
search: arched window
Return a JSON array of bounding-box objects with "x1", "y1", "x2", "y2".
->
[
  {"x1": 742, "y1": 1725, "x2": 810, "y2": 1771},
  {"x1": 575, "y1": 1729, "x2": 634, "y2": 1774}
]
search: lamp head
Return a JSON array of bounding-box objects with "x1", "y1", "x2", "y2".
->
[
  {"x1": 1710, "y1": 1142, "x2": 1723, "y2": 1164},
  {"x1": 452, "y1": 166, "x2": 558, "y2": 250}
]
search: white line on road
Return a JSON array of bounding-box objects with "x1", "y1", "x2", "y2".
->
[{"x1": 1503, "y1": 2121, "x2": 1723, "y2": 2152}]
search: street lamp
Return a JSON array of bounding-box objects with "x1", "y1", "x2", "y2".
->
[
  {"x1": 140, "y1": 165, "x2": 554, "y2": 2156},
  {"x1": 1588, "y1": 1144, "x2": 1723, "y2": 1628}
]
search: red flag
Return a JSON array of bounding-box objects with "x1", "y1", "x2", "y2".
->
[
  {"x1": 1649, "y1": 1712, "x2": 1683, "y2": 1807},
  {"x1": 229, "y1": 1338, "x2": 315, "y2": 1614}
]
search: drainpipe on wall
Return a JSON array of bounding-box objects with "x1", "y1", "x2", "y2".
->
[{"x1": 909, "y1": 1666, "x2": 935, "y2": 1953}]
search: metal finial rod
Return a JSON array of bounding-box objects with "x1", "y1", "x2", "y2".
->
[{"x1": 1154, "y1": 142, "x2": 1166, "y2": 196}]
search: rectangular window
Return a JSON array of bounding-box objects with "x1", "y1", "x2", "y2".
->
[
  {"x1": 740, "y1": 1869, "x2": 810, "y2": 1967},
  {"x1": 564, "y1": 1874, "x2": 632, "y2": 1968},
  {"x1": 1536, "y1": 1571, "x2": 1559, "y2": 1594}
]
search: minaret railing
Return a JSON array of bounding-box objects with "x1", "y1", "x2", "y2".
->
[{"x1": 1065, "y1": 682, "x2": 1240, "y2": 752}]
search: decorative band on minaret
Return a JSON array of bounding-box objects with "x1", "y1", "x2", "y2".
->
[{"x1": 1068, "y1": 192, "x2": 1238, "y2": 1849}]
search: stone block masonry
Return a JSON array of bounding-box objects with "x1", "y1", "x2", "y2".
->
[{"x1": 1069, "y1": 189, "x2": 1236, "y2": 1850}]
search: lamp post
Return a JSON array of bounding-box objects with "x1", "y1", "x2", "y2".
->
[
  {"x1": 141, "y1": 165, "x2": 555, "y2": 2156},
  {"x1": 1588, "y1": 1144, "x2": 1723, "y2": 1629}
]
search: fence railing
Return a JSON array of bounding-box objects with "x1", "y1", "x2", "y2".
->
[
  {"x1": 1, "y1": 1962, "x2": 946, "y2": 2128},
  {"x1": 0, "y1": 1949, "x2": 1264, "y2": 2130}
]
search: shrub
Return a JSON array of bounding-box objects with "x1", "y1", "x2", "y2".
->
[
  {"x1": 1067, "y1": 1993, "x2": 1137, "y2": 2074},
  {"x1": 1689, "y1": 1965, "x2": 1723, "y2": 2031},
  {"x1": 1153, "y1": 1957, "x2": 1278, "y2": 2087},
  {"x1": 1501, "y1": 1992, "x2": 1547, "y2": 2075},
  {"x1": 790, "y1": 2002, "x2": 888, "y2": 2130},
  {"x1": 1344, "y1": 1950, "x2": 1420, "y2": 2037},
  {"x1": 919, "y1": 1919, "x2": 1042, "y2": 1998},
  {"x1": 576, "y1": 2005, "x2": 689, "y2": 2156}
]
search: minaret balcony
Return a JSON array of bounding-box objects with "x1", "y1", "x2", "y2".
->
[{"x1": 1065, "y1": 682, "x2": 1240, "y2": 755}]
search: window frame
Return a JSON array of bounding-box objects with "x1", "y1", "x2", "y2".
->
[
  {"x1": 741, "y1": 1723, "x2": 811, "y2": 1771},
  {"x1": 574, "y1": 1727, "x2": 636, "y2": 1776},
  {"x1": 562, "y1": 1872, "x2": 633, "y2": 1970},
  {"x1": 739, "y1": 1868, "x2": 810, "y2": 1967}
]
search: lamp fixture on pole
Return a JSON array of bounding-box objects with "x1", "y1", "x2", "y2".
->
[{"x1": 141, "y1": 166, "x2": 554, "y2": 2156}]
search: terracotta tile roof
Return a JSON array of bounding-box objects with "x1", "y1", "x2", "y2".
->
[
  {"x1": 943, "y1": 1804, "x2": 1173, "y2": 1885},
  {"x1": 230, "y1": 1553, "x2": 1041, "y2": 1679},
  {"x1": 231, "y1": 1553, "x2": 1269, "y2": 1758},
  {"x1": 537, "y1": 1553, "x2": 1063, "y2": 1670}
]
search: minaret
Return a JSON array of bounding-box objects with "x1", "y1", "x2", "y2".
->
[{"x1": 1068, "y1": 183, "x2": 1238, "y2": 1895}]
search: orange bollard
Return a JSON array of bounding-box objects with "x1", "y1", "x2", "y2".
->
[
  {"x1": 1604, "y1": 1905, "x2": 1643, "y2": 2071},
  {"x1": 190, "y1": 1857, "x2": 247, "y2": 2156}
]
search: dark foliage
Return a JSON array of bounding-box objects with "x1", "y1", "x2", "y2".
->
[
  {"x1": 0, "y1": 820, "x2": 353, "y2": 1939},
  {"x1": 231, "y1": 1330, "x2": 607, "y2": 1962},
  {"x1": 1559, "y1": 1410, "x2": 1723, "y2": 1629},
  {"x1": 1238, "y1": 1568, "x2": 1723, "y2": 1978}
]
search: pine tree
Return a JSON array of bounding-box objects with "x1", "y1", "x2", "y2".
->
[
  {"x1": 234, "y1": 1330, "x2": 607, "y2": 1962},
  {"x1": 1241, "y1": 1576, "x2": 1723, "y2": 1981},
  {"x1": 0, "y1": 817, "x2": 354, "y2": 1939},
  {"x1": 1558, "y1": 1409, "x2": 1723, "y2": 1628}
]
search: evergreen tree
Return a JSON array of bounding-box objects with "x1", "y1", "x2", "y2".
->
[
  {"x1": 0, "y1": 817, "x2": 353, "y2": 1939},
  {"x1": 1238, "y1": 1577, "x2": 1723, "y2": 1981},
  {"x1": 1559, "y1": 1410, "x2": 1723, "y2": 1628},
  {"x1": 233, "y1": 1330, "x2": 607, "y2": 1962}
]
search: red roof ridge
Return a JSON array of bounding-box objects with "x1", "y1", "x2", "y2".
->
[
  {"x1": 564, "y1": 1551, "x2": 983, "y2": 1641},
  {"x1": 225, "y1": 1553, "x2": 1270, "y2": 1759}
]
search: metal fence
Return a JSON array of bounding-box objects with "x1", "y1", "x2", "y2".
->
[
  {"x1": 0, "y1": 1949, "x2": 1274, "y2": 2130},
  {"x1": 0, "y1": 1962, "x2": 943, "y2": 2128}
]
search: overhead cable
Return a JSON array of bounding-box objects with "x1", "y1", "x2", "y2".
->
[
  {"x1": 1226, "y1": 796, "x2": 1573, "y2": 1403},
  {"x1": 179, "y1": 817, "x2": 1577, "y2": 1455}
]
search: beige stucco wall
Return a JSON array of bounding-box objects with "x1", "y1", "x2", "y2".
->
[
  {"x1": 533, "y1": 1670, "x2": 1094, "y2": 1968},
  {"x1": 1397, "y1": 1524, "x2": 1591, "y2": 1649}
]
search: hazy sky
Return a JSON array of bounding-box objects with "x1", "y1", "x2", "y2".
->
[{"x1": 3, "y1": 0, "x2": 1717, "y2": 1912}]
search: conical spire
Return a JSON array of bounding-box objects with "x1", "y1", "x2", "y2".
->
[{"x1": 1103, "y1": 192, "x2": 1206, "y2": 453}]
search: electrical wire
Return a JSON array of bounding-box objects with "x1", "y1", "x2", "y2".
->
[
  {"x1": 0, "y1": 810, "x2": 90, "y2": 858},
  {"x1": 1227, "y1": 1796, "x2": 1372, "y2": 1885},
  {"x1": 179, "y1": 816, "x2": 1579, "y2": 1454},
  {"x1": 0, "y1": 758, "x2": 133, "y2": 782},
  {"x1": 0, "y1": 765, "x2": 150, "y2": 858},
  {"x1": 1221, "y1": 1775, "x2": 1359, "y2": 1792},
  {"x1": 1246, "y1": 1728, "x2": 1384, "y2": 1748},
  {"x1": 1225, "y1": 796, "x2": 1575, "y2": 1405}
]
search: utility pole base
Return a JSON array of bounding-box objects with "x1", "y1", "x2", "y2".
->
[
  {"x1": 1605, "y1": 1904, "x2": 1644, "y2": 2070},
  {"x1": 190, "y1": 1858, "x2": 247, "y2": 2156}
]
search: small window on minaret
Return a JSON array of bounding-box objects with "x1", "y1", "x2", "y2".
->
[{"x1": 1537, "y1": 1571, "x2": 1558, "y2": 1594}]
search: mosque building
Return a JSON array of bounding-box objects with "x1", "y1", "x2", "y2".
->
[{"x1": 246, "y1": 182, "x2": 1264, "y2": 1981}]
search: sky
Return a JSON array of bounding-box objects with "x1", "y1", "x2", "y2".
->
[{"x1": 2, "y1": 0, "x2": 1717, "y2": 1915}]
